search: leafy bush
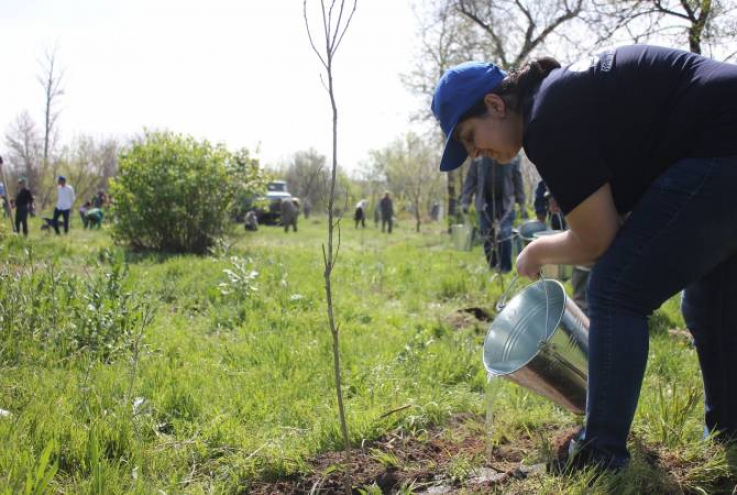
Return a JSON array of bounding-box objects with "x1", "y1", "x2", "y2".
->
[{"x1": 109, "y1": 131, "x2": 264, "y2": 254}]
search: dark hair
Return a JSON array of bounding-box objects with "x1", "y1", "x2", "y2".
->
[{"x1": 459, "y1": 57, "x2": 561, "y2": 123}]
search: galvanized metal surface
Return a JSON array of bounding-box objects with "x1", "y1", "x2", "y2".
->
[
  {"x1": 517, "y1": 220, "x2": 548, "y2": 243},
  {"x1": 483, "y1": 279, "x2": 590, "y2": 414},
  {"x1": 533, "y1": 230, "x2": 573, "y2": 281}
]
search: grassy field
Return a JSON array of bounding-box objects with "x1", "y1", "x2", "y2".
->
[{"x1": 0, "y1": 214, "x2": 735, "y2": 494}]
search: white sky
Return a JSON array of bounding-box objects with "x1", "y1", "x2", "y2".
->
[{"x1": 0, "y1": 0, "x2": 425, "y2": 173}]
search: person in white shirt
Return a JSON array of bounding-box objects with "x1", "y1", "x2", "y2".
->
[
  {"x1": 354, "y1": 199, "x2": 367, "y2": 229},
  {"x1": 53, "y1": 175, "x2": 76, "y2": 234}
]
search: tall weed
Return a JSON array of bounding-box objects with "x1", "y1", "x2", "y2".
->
[{"x1": 0, "y1": 249, "x2": 147, "y2": 364}]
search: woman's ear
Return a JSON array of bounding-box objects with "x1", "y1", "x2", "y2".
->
[{"x1": 483, "y1": 93, "x2": 507, "y2": 118}]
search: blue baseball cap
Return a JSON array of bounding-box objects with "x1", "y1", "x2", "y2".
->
[{"x1": 431, "y1": 62, "x2": 507, "y2": 172}]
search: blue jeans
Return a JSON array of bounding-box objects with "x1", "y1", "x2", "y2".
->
[
  {"x1": 582, "y1": 156, "x2": 737, "y2": 466},
  {"x1": 478, "y1": 206, "x2": 515, "y2": 272},
  {"x1": 53, "y1": 208, "x2": 70, "y2": 234}
]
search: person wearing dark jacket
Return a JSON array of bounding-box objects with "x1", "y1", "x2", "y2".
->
[
  {"x1": 433, "y1": 45, "x2": 737, "y2": 469},
  {"x1": 380, "y1": 192, "x2": 394, "y2": 233},
  {"x1": 14, "y1": 178, "x2": 34, "y2": 236},
  {"x1": 534, "y1": 180, "x2": 566, "y2": 230},
  {"x1": 461, "y1": 154, "x2": 524, "y2": 271},
  {"x1": 280, "y1": 198, "x2": 299, "y2": 233}
]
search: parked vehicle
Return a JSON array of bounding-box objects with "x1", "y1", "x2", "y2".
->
[{"x1": 253, "y1": 180, "x2": 292, "y2": 225}]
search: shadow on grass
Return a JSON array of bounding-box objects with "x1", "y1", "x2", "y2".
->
[{"x1": 542, "y1": 433, "x2": 737, "y2": 494}]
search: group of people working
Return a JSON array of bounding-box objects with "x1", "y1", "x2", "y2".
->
[
  {"x1": 0, "y1": 159, "x2": 107, "y2": 237},
  {"x1": 353, "y1": 191, "x2": 395, "y2": 233}
]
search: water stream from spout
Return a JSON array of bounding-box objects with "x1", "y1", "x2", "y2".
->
[{"x1": 485, "y1": 371, "x2": 501, "y2": 462}]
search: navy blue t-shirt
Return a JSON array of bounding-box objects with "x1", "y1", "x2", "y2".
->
[{"x1": 522, "y1": 45, "x2": 737, "y2": 214}]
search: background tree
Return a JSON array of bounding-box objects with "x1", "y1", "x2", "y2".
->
[
  {"x1": 352, "y1": 156, "x2": 388, "y2": 220},
  {"x1": 368, "y1": 132, "x2": 443, "y2": 232},
  {"x1": 402, "y1": 0, "x2": 486, "y2": 223},
  {"x1": 281, "y1": 148, "x2": 331, "y2": 211},
  {"x1": 4, "y1": 111, "x2": 42, "y2": 188},
  {"x1": 230, "y1": 147, "x2": 268, "y2": 221},
  {"x1": 37, "y1": 47, "x2": 65, "y2": 208},
  {"x1": 588, "y1": 0, "x2": 737, "y2": 59},
  {"x1": 57, "y1": 135, "x2": 120, "y2": 204}
]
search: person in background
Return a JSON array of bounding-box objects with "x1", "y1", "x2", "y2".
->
[
  {"x1": 430, "y1": 201, "x2": 441, "y2": 221},
  {"x1": 461, "y1": 154, "x2": 524, "y2": 272},
  {"x1": 354, "y1": 199, "x2": 367, "y2": 228},
  {"x1": 302, "y1": 198, "x2": 312, "y2": 219},
  {"x1": 432, "y1": 46, "x2": 737, "y2": 469},
  {"x1": 14, "y1": 178, "x2": 34, "y2": 237},
  {"x1": 85, "y1": 207, "x2": 104, "y2": 229},
  {"x1": 280, "y1": 197, "x2": 299, "y2": 233},
  {"x1": 0, "y1": 185, "x2": 8, "y2": 220},
  {"x1": 245, "y1": 210, "x2": 259, "y2": 231},
  {"x1": 534, "y1": 180, "x2": 566, "y2": 230},
  {"x1": 79, "y1": 201, "x2": 91, "y2": 227},
  {"x1": 380, "y1": 191, "x2": 394, "y2": 233},
  {"x1": 92, "y1": 190, "x2": 107, "y2": 209},
  {"x1": 53, "y1": 175, "x2": 75, "y2": 235},
  {"x1": 0, "y1": 156, "x2": 10, "y2": 220}
]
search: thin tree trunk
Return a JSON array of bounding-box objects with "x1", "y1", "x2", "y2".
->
[
  {"x1": 324, "y1": 58, "x2": 352, "y2": 495},
  {"x1": 304, "y1": 4, "x2": 357, "y2": 492}
]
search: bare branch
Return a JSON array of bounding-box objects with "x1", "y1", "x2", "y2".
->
[
  {"x1": 677, "y1": 0, "x2": 697, "y2": 21},
  {"x1": 457, "y1": 0, "x2": 509, "y2": 67},
  {"x1": 303, "y1": 0, "x2": 329, "y2": 68},
  {"x1": 654, "y1": 0, "x2": 692, "y2": 20},
  {"x1": 333, "y1": 1, "x2": 358, "y2": 55},
  {"x1": 321, "y1": 0, "x2": 331, "y2": 59}
]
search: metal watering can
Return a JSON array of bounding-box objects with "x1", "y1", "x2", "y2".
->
[
  {"x1": 517, "y1": 220, "x2": 548, "y2": 244},
  {"x1": 483, "y1": 277, "x2": 589, "y2": 414}
]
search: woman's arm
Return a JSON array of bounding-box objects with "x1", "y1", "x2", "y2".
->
[{"x1": 516, "y1": 183, "x2": 620, "y2": 278}]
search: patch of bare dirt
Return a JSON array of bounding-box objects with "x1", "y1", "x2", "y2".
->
[
  {"x1": 248, "y1": 415, "x2": 545, "y2": 495},
  {"x1": 445, "y1": 307, "x2": 494, "y2": 332}
]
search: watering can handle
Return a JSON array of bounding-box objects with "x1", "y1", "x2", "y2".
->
[
  {"x1": 495, "y1": 274, "x2": 519, "y2": 311},
  {"x1": 495, "y1": 271, "x2": 547, "y2": 311}
]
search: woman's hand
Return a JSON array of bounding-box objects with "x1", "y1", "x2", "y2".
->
[{"x1": 516, "y1": 243, "x2": 542, "y2": 280}]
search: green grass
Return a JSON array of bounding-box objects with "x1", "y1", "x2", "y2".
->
[{"x1": 0, "y1": 214, "x2": 734, "y2": 494}]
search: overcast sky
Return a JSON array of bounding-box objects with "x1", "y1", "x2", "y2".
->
[{"x1": 0, "y1": 0, "x2": 426, "y2": 173}]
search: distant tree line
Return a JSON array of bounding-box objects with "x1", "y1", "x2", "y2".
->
[{"x1": 3, "y1": 48, "x2": 120, "y2": 208}]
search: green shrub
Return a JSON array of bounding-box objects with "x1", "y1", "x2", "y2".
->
[
  {"x1": 0, "y1": 251, "x2": 146, "y2": 364},
  {"x1": 109, "y1": 131, "x2": 263, "y2": 254}
]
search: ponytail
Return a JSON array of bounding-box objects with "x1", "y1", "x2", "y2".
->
[
  {"x1": 458, "y1": 56, "x2": 560, "y2": 123},
  {"x1": 495, "y1": 57, "x2": 561, "y2": 107}
]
